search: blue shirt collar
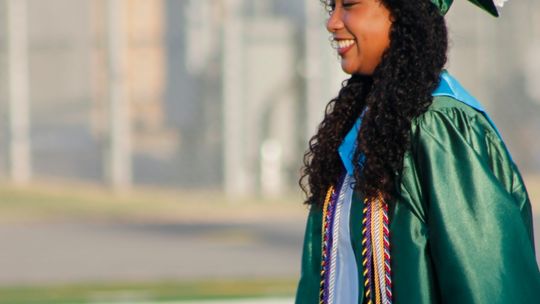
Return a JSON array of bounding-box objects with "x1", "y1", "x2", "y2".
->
[{"x1": 337, "y1": 113, "x2": 365, "y2": 176}]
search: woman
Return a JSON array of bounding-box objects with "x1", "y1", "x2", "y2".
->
[{"x1": 296, "y1": 0, "x2": 540, "y2": 303}]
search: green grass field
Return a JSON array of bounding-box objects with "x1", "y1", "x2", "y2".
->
[
  {"x1": 0, "y1": 182, "x2": 307, "y2": 224},
  {"x1": 0, "y1": 279, "x2": 297, "y2": 304}
]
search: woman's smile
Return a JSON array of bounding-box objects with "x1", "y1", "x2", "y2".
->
[{"x1": 333, "y1": 38, "x2": 356, "y2": 56}]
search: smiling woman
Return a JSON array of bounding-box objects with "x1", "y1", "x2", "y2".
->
[
  {"x1": 327, "y1": 0, "x2": 392, "y2": 75},
  {"x1": 296, "y1": 0, "x2": 540, "y2": 303}
]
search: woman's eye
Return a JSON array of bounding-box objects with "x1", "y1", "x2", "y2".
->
[{"x1": 343, "y1": 1, "x2": 359, "y2": 9}]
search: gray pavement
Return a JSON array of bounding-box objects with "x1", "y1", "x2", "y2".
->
[
  {"x1": 0, "y1": 215, "x2": 539, "y2": 285},
  {"x1": 0, "y1": 220, "x2": 306, "y2": 285}
]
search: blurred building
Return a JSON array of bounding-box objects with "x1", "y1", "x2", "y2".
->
[{"x1": 0, "y1": 0, "x2": 539, "y2": 196}]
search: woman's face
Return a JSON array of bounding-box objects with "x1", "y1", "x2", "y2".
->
[{"x1": 326, "y1": 0, "x2": 392, "y2": 75}]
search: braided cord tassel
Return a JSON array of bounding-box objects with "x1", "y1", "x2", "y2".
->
[
  {"x1": 318, "y1": 176, "x2": 346, "y2": 304},
  {"x1": 319, "y1": 186, "x2": 337, "y2": 304},
  {"x1": 362, "y1": 198, "x2": 373, "y2": 304},
  {"x1": 382, "y1": 200, "x2": 393, "y2": 302},
  {"x1": 363, "y1": 193, "x2": 393, "y2": 304},
  {"x1": 373, "y1": 197, "x2": 385, "y2": 304},
  {"x1": 319, "y1": 184, "x2": 393, "y2": 304}
]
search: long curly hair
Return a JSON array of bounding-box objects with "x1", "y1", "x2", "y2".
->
[{"x1": 300, "y1": 0, "x2": 448, "y2": 206}]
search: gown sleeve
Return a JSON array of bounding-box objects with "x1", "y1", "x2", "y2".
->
[
  {"x1": 295, "y1": 205, "x2": 323, "y2": 304},
  {"x1": 411, "y1": 106, "x2": 540, "y2": 303}
]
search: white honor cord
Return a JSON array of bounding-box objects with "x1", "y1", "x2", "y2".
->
[{"x1": 327, "y1": 174, "x2": 351, "y2": 304}]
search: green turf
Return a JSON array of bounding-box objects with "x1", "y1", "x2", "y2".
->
[
  {"x1": 0, "y1": 183, "x2": 306, "y2": 224},
  {"x1": 0, "y1": 278, "x2": 297, "y2": 304}
]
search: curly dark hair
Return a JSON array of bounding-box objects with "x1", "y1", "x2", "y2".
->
[{"x1": 300, "y1": 0, "x2": 448, "y2": 206}]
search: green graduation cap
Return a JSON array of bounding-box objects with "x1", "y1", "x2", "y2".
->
[{"x1": 431, "y1": 0, "x2": 506, "y2": 17}]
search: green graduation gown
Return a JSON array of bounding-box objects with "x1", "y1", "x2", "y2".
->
[{"x1": 295, "y1": 95, "x2": 540, "y2": 303}]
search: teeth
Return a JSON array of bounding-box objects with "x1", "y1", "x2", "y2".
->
[{"x1": 337, "y1": 39, "x2": 355, "y2": 49}]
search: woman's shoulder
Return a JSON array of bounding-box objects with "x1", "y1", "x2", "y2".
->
[
  {"x1": 409, "y1": 95, "x2": 517, "y2": 177},
  {"x1": 428, "y1": 95, "x2": 481, "y2": 114},
  {"x1": 404, "y1": 95, "x2": 529, "y2": 212},
  {"x1": 411, "y1": 95, "x2": 501, "y2": 144}
]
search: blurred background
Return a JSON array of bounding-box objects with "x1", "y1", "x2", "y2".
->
[{"x1": 0, "y1": 0, "x2": 538, "y2": 303}]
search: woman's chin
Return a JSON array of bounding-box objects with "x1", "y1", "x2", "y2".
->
[
  {"x1": 340, "y1": 60, "x2": 376, "y2": 76},
  {"x1": 340, "y1": 62, "x2": 356, "y2": 75}
]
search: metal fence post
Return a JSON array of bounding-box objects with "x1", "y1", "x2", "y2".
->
[
  {"x1": 7, "y1": 0, "x2": 31, "y2": 184},
  {"x1": 106, "y1": 0, "x2": 132, "y2": 190}
]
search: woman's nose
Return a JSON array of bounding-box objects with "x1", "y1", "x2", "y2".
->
[{"x1": 326, "y1": 9, "x2": 344, "y2": 33}]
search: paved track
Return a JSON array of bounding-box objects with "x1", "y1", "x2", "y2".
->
[
  {"x1": 0, "y1": 215, "x2": 538, "y2": 285},
  {"x1": 0, "y1": 220, "x2": 305, "y2": 285}
]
